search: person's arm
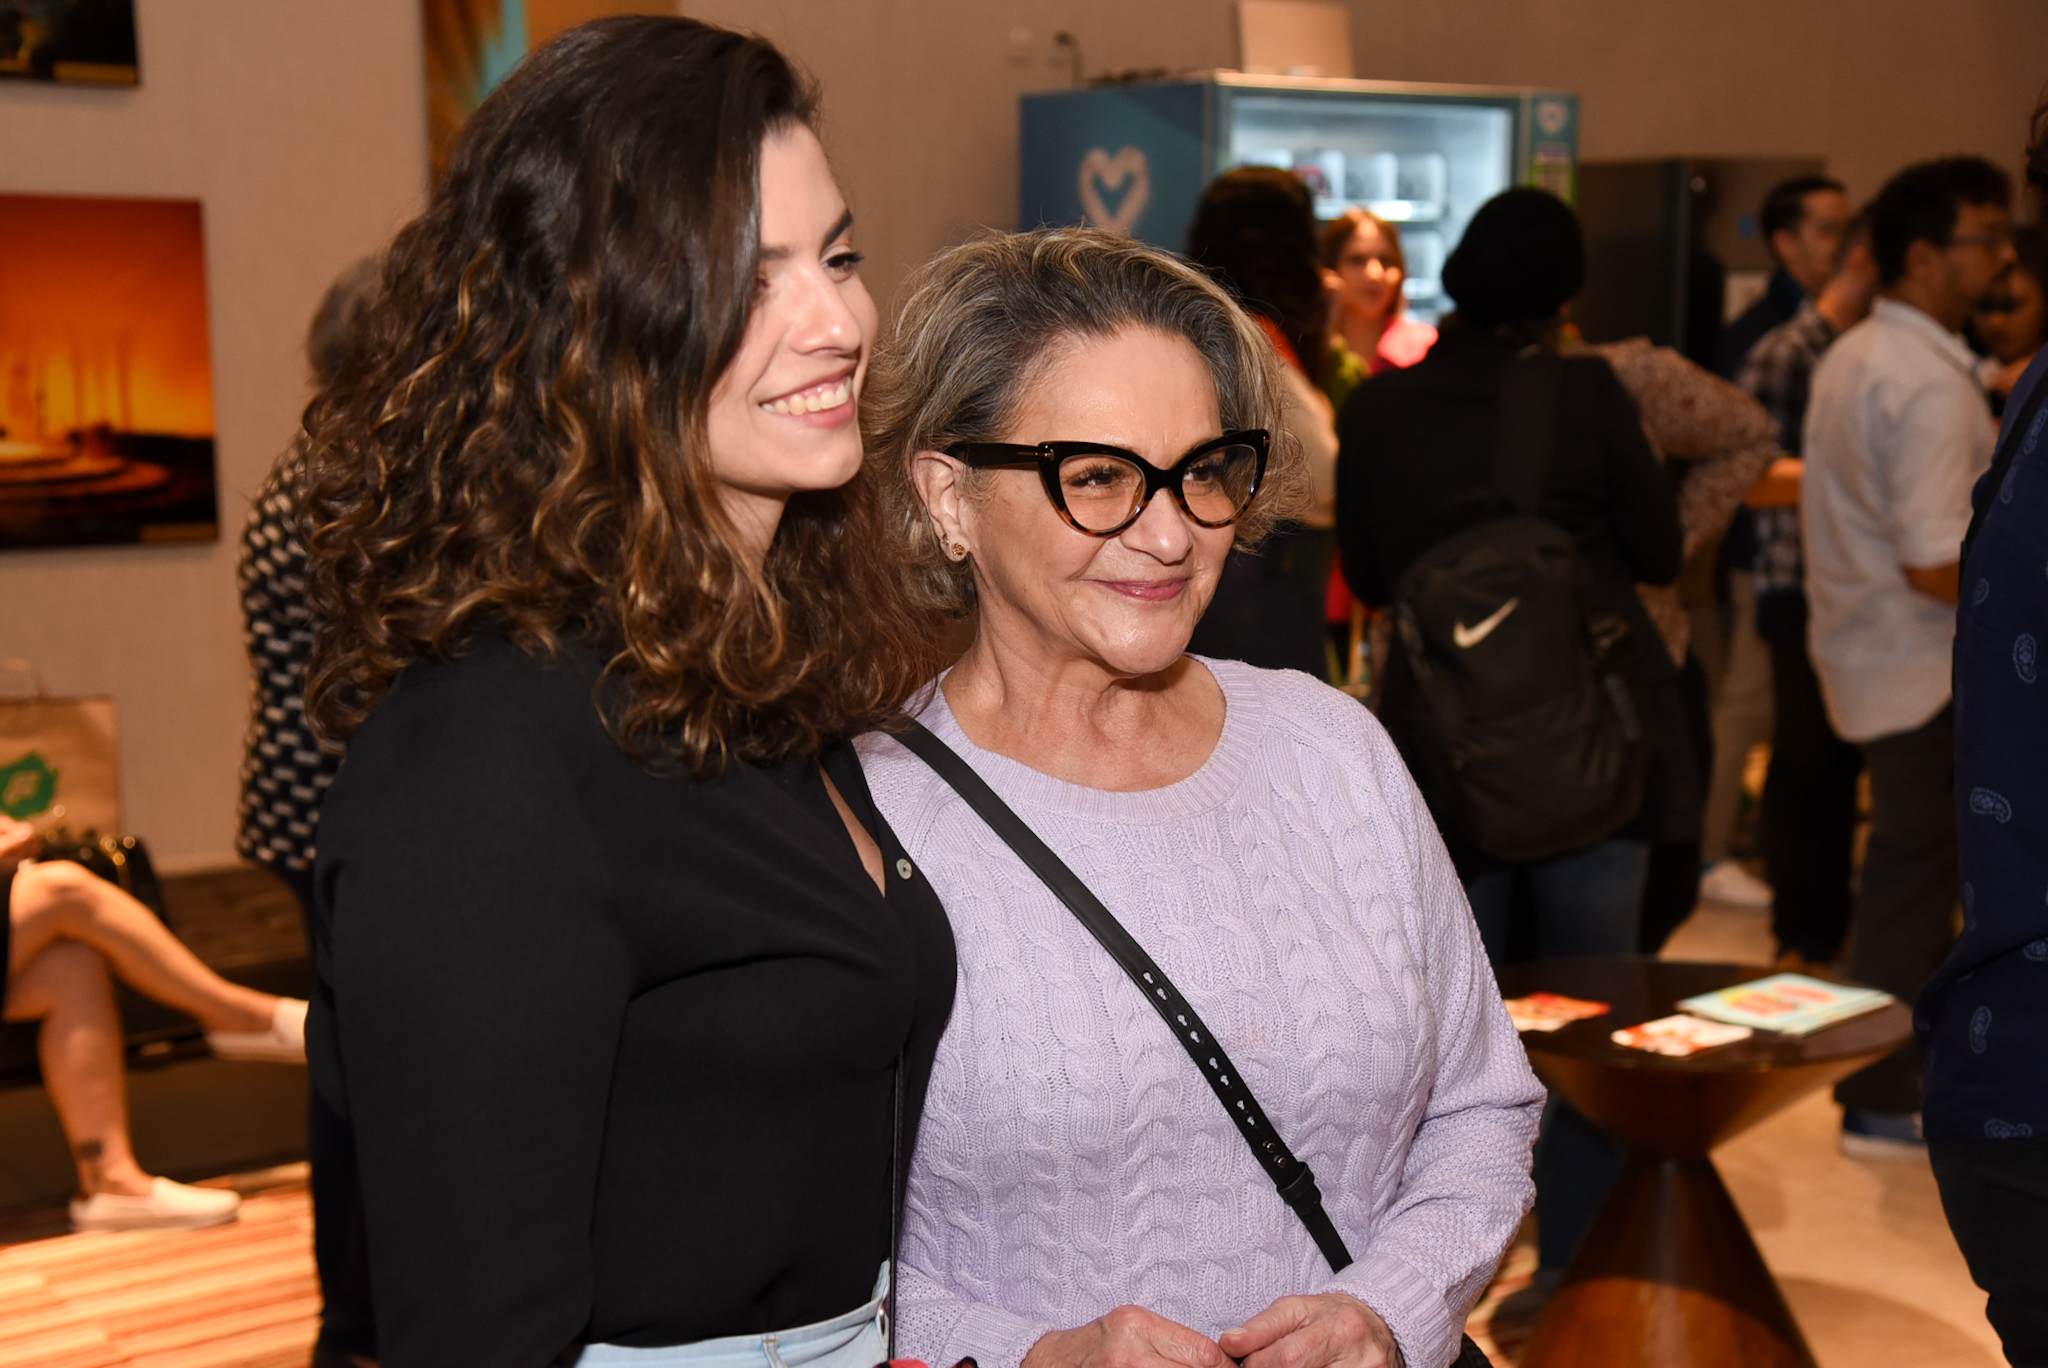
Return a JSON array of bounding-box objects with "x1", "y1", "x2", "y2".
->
[
  {"x1": 1586, "y1": 359, "x2": 1683, "y2": 585},
  {"x1": 1607, "y1": 343, "x2": 1783, "y2": 558},
  {"x1": 1903, "y1": 561, "x2": 1961, "y2": 605},
  {"x1": 1736, "y1": 308, "x2": 1833, "y2": 453},
  {"x1": 1880, "y1": 374, "x2": 1989, "y2": 610},
  {"x1": 1317, "y1": 745, "x2": 1542, "y2": 1368},
  {"x1": 896, "y1": 1210, "x2": 1229, "y2": 1368},
  {"x1": 322, "y1": 663, "x2": 632, "y2": 1368},
  {"x1": 1219, "y1": 695, "x2": 1540, "y2": 1368},
  {"x1": 895, "y1": 1256, "x2": 1056, "y2": 1368},
  {"x1": 1744, "y1": 457, "x2": 1802, "y2": 509}
]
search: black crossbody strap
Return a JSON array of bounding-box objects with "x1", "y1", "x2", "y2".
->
[{"x1": 893, "y1": 720, "x2": 1354, "y2": 1273}]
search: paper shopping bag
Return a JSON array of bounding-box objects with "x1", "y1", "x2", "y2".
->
[{"x1": 0, "y1": 660, "x2": 120, "y2": 836}]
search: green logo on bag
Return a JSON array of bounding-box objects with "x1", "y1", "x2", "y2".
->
[{"x1": 0, "y1": 752, "x2": 59, "y2": 819}]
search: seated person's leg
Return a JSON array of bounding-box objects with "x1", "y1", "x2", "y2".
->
[
  {"x1": 4, "y1": 939, "x2": 239, "y2": 1227},
  {"x1": 7, "y1": 939, "x2": 144, "y2": 1195},
  {"x1": 10, "y1": 860, "x2": 301, "y2": 1052}
]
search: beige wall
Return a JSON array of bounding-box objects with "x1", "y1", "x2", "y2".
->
[
  {"x1": 0, "y1": 2, "x2": 429, "y2": 867},
  {"x1": 702, "y1": 0, "x2": 2048, "y2": 306},
  {"x1": 2, "y1": 0, "x2": 2042, "y2": 864}
]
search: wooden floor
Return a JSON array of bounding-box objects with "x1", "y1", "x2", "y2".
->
[{"x1": 0, "y1": 1167, "x2": 320, "y2": 1368}]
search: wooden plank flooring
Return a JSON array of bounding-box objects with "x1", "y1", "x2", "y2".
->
[{"x1": 0, "y1": 1167, "x2": 319, "y2": 1368}]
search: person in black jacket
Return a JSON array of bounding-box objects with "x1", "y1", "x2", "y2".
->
[
  {"x1": 1336, "y1": 186, "x2": 1684, "y2": 1286},
  {"x1": 297, "y1": 19, "x2": 955, "y2": 1368},
  {"x1": 1338, "y1": 188, "x2": 1685, "y2": 946}
]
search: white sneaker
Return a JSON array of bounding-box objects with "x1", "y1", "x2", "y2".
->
[
  {"x1": 207, "y1": 998, "x2": 308, "y2": 1063},
  {"x1": 1700, "y1": 860, "x2": 1774, "y2": 908},
  {"x1": 70, "y1": 1177, "x2": 241, "y2": 1231}
]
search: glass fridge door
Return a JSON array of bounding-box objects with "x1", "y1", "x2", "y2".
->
[{"x1": 1225, "y1": 92, "x2": 1516, "y2": 320}]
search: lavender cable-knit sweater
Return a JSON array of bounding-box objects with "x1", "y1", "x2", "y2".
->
[{"x1": 855, "y1": 660, "x2": 1543, "y2": 1368}]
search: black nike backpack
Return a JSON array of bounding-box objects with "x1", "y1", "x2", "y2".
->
[{"x1": 1389, "y1": 349, "x2": 1647, "y2": 864}]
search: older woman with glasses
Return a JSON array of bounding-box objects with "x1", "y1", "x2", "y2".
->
[{"x1": 857, "y1": 228, "x2": 1541, "y2": 1368}]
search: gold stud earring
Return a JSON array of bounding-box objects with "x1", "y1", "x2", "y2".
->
[{"x1": 948, "y1": 541, "x2": 968, "y2": 560}]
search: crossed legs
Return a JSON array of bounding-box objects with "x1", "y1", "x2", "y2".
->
[{"x1": 5, "y1": 859, "x2": 284, "y2": 1197}]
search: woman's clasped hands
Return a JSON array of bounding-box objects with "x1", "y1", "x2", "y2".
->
[{"x1": 1023, "y1": 1295, "x2": 1400, "y2": 1368}]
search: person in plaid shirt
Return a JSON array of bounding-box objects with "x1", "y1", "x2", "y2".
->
[{"x1": 1736, "y1": 215, "x2": 1879, "y2": 972}]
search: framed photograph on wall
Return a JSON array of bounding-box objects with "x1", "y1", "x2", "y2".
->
[
  {"x1": 0, "y1": 194, "x2": 219, "y2": 549},
  {"x1": 423, "y1": 0, "x2": 672, "y2": 181},
  {"x1": 0, "y1": 1, "x2": 139, "y2": 86}
]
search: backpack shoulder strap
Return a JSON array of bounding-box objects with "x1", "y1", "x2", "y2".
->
[
  {"x1": 1492, "y1": 346, "x2": 1566, "y2": 517},
  {"x1": 890, "y1": 720, "x2": 1355, "y2": 1274}
]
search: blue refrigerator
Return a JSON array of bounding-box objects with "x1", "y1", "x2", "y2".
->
[{"x1": 1021, "y1": 74, "x2": 1579, "y2": 322}]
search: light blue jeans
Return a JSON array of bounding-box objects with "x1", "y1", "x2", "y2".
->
[{"x1": 578, "y1": 1264, "x2": 889, "y2": 1368}]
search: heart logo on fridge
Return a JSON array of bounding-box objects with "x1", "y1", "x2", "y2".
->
[{"x1": 1078, "y1": 146, "x2": 1151, "y2": 236}]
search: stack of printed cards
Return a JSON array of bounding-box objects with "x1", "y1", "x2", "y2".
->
[
  {"x1": 1611, "y1": 1015, "x2": 1754, "y2": 1056},
  {"x1": 1677, "y1": 974, "x2": 1894, "y2": 1036},
  {"x1": 1503, "y1": 993, "x2": 1611, "y2": 1032}
]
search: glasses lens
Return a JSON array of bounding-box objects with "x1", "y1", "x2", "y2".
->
[
  {"x1": 1180, "y1": 443, "x2": 1262, "y2": 525},
  {"x1": 1056, "y1": 452, "x2": 1147, "y2": 532}
]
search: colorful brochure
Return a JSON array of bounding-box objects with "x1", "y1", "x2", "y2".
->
[
  {"x1": 1504, "y1": 993, "x2": 1612, "y2": 1033},
  {"x1": 1676, "y1": 973, "x2": 1893, "y2": 1036},
  {"x1": 1610, "y1": 1014, "x2": 1754, "y2": 1056}
]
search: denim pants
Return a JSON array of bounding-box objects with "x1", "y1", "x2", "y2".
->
[
  {"x1": 1466, "y1": 837, "x2": 1647, "y2": 1274},
  {"x1": 1464, "y1": 837, "x2": 1650, "y2": 964},
  {"x1": 578, "y1": 1264, "x2": 889, "y2": 1368}
]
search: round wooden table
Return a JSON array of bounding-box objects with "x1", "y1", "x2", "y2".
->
[{"x1": 1497, "y1": 957, "x2": 1912, "y2": 1368}]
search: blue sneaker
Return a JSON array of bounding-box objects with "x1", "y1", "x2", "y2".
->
[{"x1": 1840, "y1": 1107, "x2": 1925, "y2": 1161}]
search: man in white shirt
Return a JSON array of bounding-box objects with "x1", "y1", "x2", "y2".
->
[{"x1": 1802, "y1": 157, "x2": 2013, "y2": 1156}]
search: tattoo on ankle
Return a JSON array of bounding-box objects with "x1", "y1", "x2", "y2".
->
[{"x1": 75, "y1": 1138, "x2": 103, "y2": 1187}]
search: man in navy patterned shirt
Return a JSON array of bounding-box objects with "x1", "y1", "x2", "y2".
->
[{"x1": 1917, "y1": 95, "x2": 2048, "y2": 1366}]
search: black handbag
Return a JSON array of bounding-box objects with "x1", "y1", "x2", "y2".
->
[
  {"x1": 38, "y1": 827, "x2": 168, "y2": 920},
  {"x1": 893, "y1": 722, "x2": 1497, "y2": 1368}
]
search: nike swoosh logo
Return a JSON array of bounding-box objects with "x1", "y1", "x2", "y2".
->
[{"x1": 1453, "y1": 597, "x2": 1521, "y2": 648}]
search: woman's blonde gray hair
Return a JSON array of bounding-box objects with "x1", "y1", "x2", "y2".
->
[{"x1": 864, "y1": 226, "x2": 1311, "y2": 617}]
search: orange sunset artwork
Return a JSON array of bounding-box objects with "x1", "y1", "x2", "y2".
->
[{"x1": 0, "y1": 193, "x2": 219, "y2": 548}]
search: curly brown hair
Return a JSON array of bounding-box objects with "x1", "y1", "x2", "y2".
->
[
  {"x1": 863, "y1": 227, "x2": 1310, "y2": 621},
  {"x1": 302, "y1": 16, "x2": 945, "y2": 773}
]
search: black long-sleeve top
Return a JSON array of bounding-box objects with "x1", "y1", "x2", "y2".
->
[
  {"x1": 1336, "y1": 325, "x2": 1682, "y2": 604},
  {"x1": 308, "y1": 631, "x2": 956, "y2": 1368}
]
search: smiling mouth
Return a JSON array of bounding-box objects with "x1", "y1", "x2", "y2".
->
[
  {"x1": 1098, "y1": 578, "x2": 1188, "y2": 602},
  {"x1": 761, "y1": 377, "x2": 853, "y2": 416}
]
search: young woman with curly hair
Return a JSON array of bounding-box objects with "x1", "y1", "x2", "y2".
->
[{"x1": 299, "y1": 17, "x2": 954, "y2": 1368}]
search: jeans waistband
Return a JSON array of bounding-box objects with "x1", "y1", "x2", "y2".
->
[{"x1": 578, "y1": 1263, "x2": 890, "y2": 1368}]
